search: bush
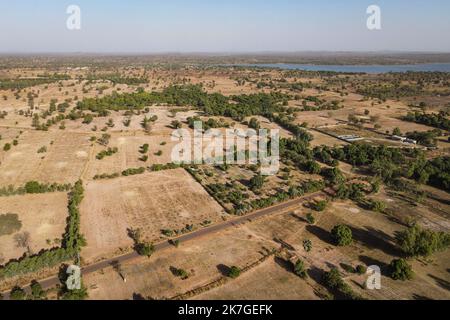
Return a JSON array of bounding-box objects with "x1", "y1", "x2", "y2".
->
[
  {"x1": 356, "y1": 265, "x2": 367, "y2": 275},
  {"x1": 228, "y1": 266, "x2": 241, "y2": 279},
  {"x1": 30, "y1": 280, "x2": 46, "y2": 300},
  {"x1": 303, "y1": 239, "x2": 313, "y2": 252},
  {"x1": 293, "y1": 259, "x2": 308, "y2": 279},
  {"x1": 368, "y1": 199, "x2": 386, "y2": 212},
  {"x1": 389, "y1": 259, "x2": 413, "y2": 281},
  {"x1": 306, "y1": 213, "x2": 315, "y2": 225},
  {"x1": 9, "y1": 286, "x2": 27, "y2": 300},
  {"x1": 135, "y1": 242, "x2": 155, "y2": 257},
  {"x1": 122, "y1": 167, "x2": 146, "y2": 176},
  {"x1": 311, "y1": 200, "x2": 328, "y2": 212},
  {"x1": 331, "y1": 225, "x2": 353, "y2": 246},
  {"x1": 322, "y1": 268, "x2": 361, "y2": 300},
  {"x1": 173, "y1": 268, "x2": 189, "y2": 280}
]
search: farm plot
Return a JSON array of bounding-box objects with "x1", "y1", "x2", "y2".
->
[
  {"x1": 0, "y1": 192, "x2": 68, "y2": 263},
  {"x1": 80, "y1": 168, "x2": 225, "y2": 262},
  {"x1": 83, "y1": 133, "x2": 177, "y2": 179},
  {"x1": 0, "y1": 130, "x2": 91, "y2": 186}
]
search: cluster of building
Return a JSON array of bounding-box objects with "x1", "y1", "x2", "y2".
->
[
  {"x1": 389, "y1": 135, "x2": 417, "y2": 145},
  {"x1": 338, "y1": 134, "x2": 364, "y2": 142}
]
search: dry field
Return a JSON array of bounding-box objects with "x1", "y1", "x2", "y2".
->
[
  {"x1": 83, "y1": 221, "x2": 272, "y2": 300},
  {"x1": 82, "y1": 184, "x2": 450, "y2": 300},
  {"x1": 0, "y1": 130, "x2": 91, "y2": 186},
  {"x1": 194, "y1": 259, "x2": 319, "y2": 300},
  {"x1": 0, "y1": 192, "x2": 68, "y2": 262},
  {"x1": 80, "y1": 169, "x2": 225, "y2": 263}
]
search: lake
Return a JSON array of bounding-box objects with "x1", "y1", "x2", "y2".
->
[{"x1": 235, "y1": 63, "x2": 450, "y2": 73}]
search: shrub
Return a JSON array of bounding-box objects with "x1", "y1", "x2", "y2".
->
[
  {"x1": 306, "y1": 213, "x2": 316, "y2": 225},
  {"x1": 30, "y1": 280, "x2": 46, "y2": 300},
  {"x1": 122, "y1": 167, "x2": 146, "y2": 176},
  {"x1": 173, "y1": 268, "x2": 189, "y2": 280},
  {"x1": 356, "y1": 265, "x2": 367, "y2": 275},
  {"x1": 9, "y1": 286, "x2": 27, "y2": 300},
  {"x1": 303, "y1": 239, "x2": 313, "y2": 252},
  {"x1": 135, "y1": 242, "x2": 155, "y2": 257},
  {"x1": 368, "y1": 199, "x2": 386, "y2": 213},
  {"x1": 331, "y1": 225, "x2": 353, "y2": 246},
  {"x1": 311, "y1": 200, "x2": 328, "y2": 212},
  {"x1": 322, "y1": 268, "x2": 361, "y2": 300},
  {"x1": 293, "y1": 259, "x2": 308, "y2": 279},
  {"x1": 389, "y1": 259, "x2": 413, "y2": 281},
  {"x1": 228, "y1": 266, "x2": 241, "y2": 279},
  {"x1": 37, "y1": 146, "x2": 47, "y2": 153},
  {"x1": 249, "y1": 174, "x2": 265, "y2": 191}
]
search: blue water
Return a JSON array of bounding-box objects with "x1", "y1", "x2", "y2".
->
[{"x1": 236, "y1": 63, "x2": 450, "y2": 74}]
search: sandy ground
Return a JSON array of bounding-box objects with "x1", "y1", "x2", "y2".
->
[
  {"x1": 80, "y1": 169, "x2": 225, "y2": 263},
  {"x1": 0, "y1": 192, "x2": 68, "y2": 262},
  {"x1": 0, "y1": 130, "x2": 91, "y2": 186},
  {"x1": 194, "y1": 258, "x2": 319, "y2": 300}
]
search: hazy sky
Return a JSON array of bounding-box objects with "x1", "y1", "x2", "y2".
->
[{"x1": 1, "y1": 0, "x2": 449, "y2": 53}]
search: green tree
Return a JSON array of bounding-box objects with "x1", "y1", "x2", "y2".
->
[
  {"x1": 393, "y1": 127, "x2": 402, "y2": 136},
  {"x1": 396, "y1": 224, "x2": 450, "y2": 257},
  {"x1": 136, "y1": 242, "x2": 155, "y2": 257},
  {"x1": 331, "y1": 225, "x2": 353, "y2": 246},
  {"x1": 389, "y1": 259, "x2": 413, "y2": 281}
]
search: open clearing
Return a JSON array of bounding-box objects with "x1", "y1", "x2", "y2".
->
[
  {"x1": 0, "y1": 130, "x2": 91, "y2": 186},
  {"x1": 0, "y1": 192, "x2": 68, "y2": 263},
  {"x1": 80, "y1": 168, "x2": 225, "y2": 263}
]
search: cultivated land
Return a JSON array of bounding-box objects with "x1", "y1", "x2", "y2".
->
[
  {"x1": 0, "y1": 54, "x2": 449, "y2": 300},
  {"x1": 80, "y1": 169, "x2": 225, "y2": 263}
]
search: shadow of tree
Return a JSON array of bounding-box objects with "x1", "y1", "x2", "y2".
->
[
  {"x1": 274, "y1": 256, "x2": 293, "y2": 273},
  {"x1": 132, "y1": 293, "x2": 146, "y2": 300},
  {"x1": 305, "y1": 225, "x2": 334, "y2": 245},
  {"x1": 349, "y1": 225, "x2": 401, "y2": 256},
  {"x1": 428, "y1": 274, "x2": 450, "y2": 291},
  {"x1": 290, "y1": 213, "x2": 308, "y2": 223},
  {"x1": 358, "y1": 255, "x2": 389, "y2": 276},
  {"x1": 273, "y1": 237, "x2": 295, "y2": 251},
  {"x1": 216, "y1": 264, "x2": 230, "y2": 277},
  {"x1": 307, "y1": 265, "x2": 325, "y2": 285},
  {"x1": 412, "y1": 293, "x2": 433, "y2": 300}
]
